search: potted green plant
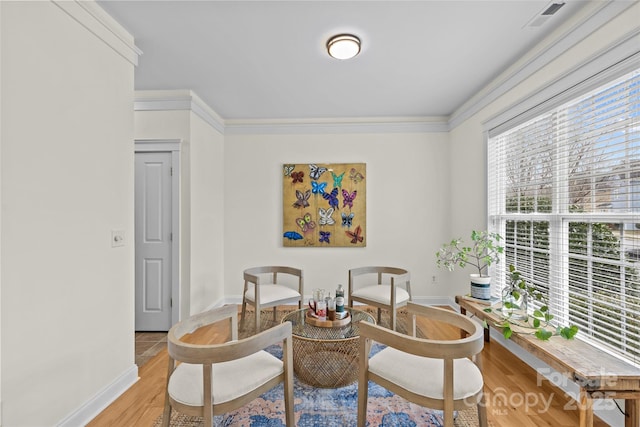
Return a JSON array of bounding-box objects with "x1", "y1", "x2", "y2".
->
[
  {"x1": 491, "y1": 264, "x2": 579, "y2": 341},
  {"x1": 436, "y1": 230, "x2": 504, "y2": 300}
]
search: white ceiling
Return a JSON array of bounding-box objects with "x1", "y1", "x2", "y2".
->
[{"x1": 97, "y1": 0, "x2": 590, "y2": 121}]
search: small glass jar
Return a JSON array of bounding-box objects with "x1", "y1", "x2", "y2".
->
[{"x1": 501, "y1": 286, "x2": 528, "y2": 320}]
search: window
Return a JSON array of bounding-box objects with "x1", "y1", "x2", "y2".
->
[{"x1": 488, "y1": 69, "x2": 640, "y2": 364}]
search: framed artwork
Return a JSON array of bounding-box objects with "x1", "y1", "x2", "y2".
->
[{"x1": 283, "y1": 163, "x2": 366, "y2": 247}]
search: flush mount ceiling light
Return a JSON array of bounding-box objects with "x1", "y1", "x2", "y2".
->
[{"x1": 326, "y1": 34, "x2": 361, "y2": 60}]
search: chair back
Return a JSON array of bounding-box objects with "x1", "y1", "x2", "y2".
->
[
  {"x1": 243, "y1": 266, "x2": 303, "y2": 284},
  {"x1": 348, "y1": 266, "x2": 411, "y2": 331},
  {"x1": 357, "y1": 302, "x2": 487, "y2": 427},
  {"x1": 241, "y1": 266, "x2": 304, "y2": 333},
  {"x1": 168, "y1": 305, "x2": 293, "y2": 364},
  {"x1": 163, "y1": 304, "x2": 294, "y2": 427},
  {"x1": 359, "y1": 303, "x2": 484, "y2": 360},
  {"x1": 349, "y1": 266, "x2": 410, "y2": 285}
]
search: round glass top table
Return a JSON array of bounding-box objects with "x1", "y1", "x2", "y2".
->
[{"x1": 281, "y1": 307, "x2": 375, "y2": 388}]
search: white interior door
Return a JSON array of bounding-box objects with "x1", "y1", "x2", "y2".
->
[{"x1": 135, "y1": 151, "x2": 173, "y2": 331}]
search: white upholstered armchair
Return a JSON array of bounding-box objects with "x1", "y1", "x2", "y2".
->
[
  {"x1": 348, "y1": 266, "x2": 411, "y2": 331},
  {"x1": 241, "y1": 266, "x2": 303, "y2": 333},
  {"x1": 162, "y1": 304, "x2": 294, "y2": 426},
  {"x1": 357, "y1": 302, "x2": 487, "y2": 427}
]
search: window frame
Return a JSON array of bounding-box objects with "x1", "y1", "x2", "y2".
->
[{"x1": 487, "y1": 67, "x2": 640, "y2": 364}]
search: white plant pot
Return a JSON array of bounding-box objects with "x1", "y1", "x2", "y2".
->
[{"x1": 470, "y1": 274, "x2": 491, "y2": 300}]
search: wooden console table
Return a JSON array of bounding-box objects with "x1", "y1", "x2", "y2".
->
[{"x1": 456, "y1": 295, "x2": 640, "y2": 427}]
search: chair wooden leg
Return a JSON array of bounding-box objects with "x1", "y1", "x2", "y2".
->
[
  {"x1": 390, "y1": 309, "x2": 397, "y2": 331},
  {"x1": 162, "y1": 358, "x2": 175, "y2": 427},
  {"x1": 161, "y1": 403, "x2": 171, "y2": 427},
  {"x1": 283, "y1": 335, "x2": 294, "y2": 426},
  {"x1": 273, "y1": 306, "x2": 277, "y2": 322},
  {"x1": 377, "y1": 308, "x2": 381, "y2": 324},
  {"x1": 478, "y1": 390, "x2": 488, "y2": 427},
  {"x1": 444, "y1": 409, "x2": 454, "y2": 427},
  {"x1": 255, "y1": 307, "x2": 261, "y2": 334},
  {"x1": 284, "y1": 366, "x2": 294, "y2": 426},
  {"x1": 357, "y1": 372, "x2": 368, "y2": 427},
  {"x1": 240, "y1": 298, "x2": 247, "y2": 329},
  {"x1": 204, "y1": 364, "x2": 214, "y2": 427},
  {"x1": 443, "y1": 359, "x2": 454, "y2": 427}
]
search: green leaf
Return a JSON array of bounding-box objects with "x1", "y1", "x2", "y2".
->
[
  {"x1": 482, "y1": 320, "x2": 489, "y2": 329},
  {"x1": 533, "y1": 318, "x2": 540, "y2": 328},
  {"x1": 533, "y1": 309, "x2": 544, "y2": 318},
  {"x1": 503, "y1": 325, "x2": 512, "y2": 340},
  {"x1": 483, "y1": 308, "x2": 493, "y2": 313},
  {"x1": 535, "y1": 329, "x2": 553, "y2": 340},
  {"x1": 560, "y1": 325, "x2": 579, "y2": 339}
]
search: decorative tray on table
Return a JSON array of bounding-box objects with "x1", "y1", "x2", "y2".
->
[{"x1": 305, "y1": 309, "x2": 351, "y2": 328}]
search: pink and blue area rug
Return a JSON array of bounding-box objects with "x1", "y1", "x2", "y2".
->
[
  {"x1": 219, "y1": 373, "x2": 452, "y2": 426},
  {"x1": 198, "y1": 344, "x2": 477, "y2": 427}
]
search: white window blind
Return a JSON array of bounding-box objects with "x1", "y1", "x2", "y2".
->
[{"x1": 488, "y1": 69, "x2": 640, "y2": 364}]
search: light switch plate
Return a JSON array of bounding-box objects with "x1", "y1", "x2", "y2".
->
[{"x1": 112, "y1": 230, "x2": 125, "y2": 247}]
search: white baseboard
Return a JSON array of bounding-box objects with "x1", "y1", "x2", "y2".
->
[{"x1": 56, "y1": 364, "x2": 139, "y2": 427}]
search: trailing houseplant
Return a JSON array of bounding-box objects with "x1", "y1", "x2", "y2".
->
[
  {"x1": 500, "y1": 264, "x2": 529, "y2": 320},
  {"x1": 488, "y1": 264, "x2": 579, "y2": 341},
  {"x1": 436, "y1": 230, "x2": 504, "y2": 300}
]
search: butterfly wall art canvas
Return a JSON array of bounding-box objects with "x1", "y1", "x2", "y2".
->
[{"x1": 283, "y1": 163, "x2": 366, "y2": 247}]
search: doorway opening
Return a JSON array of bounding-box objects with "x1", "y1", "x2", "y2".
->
[{"x1": 134, "y1": 139, "x2": 180, "y2": 331}]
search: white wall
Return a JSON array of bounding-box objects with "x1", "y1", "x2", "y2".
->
[
  {"x1": 448, "y1": 7, "x2": 639, "y2": 425},
  {"x1": 134, "y1": 102, "x2": 225, "y2": 317},
  {"x1": 189, "y1": 113, "x2": 225, "y2": 313},
  {"x1": 0, "y1": 1, "x2": 634, "y2": 425},
  {"x1": 1, "y1": 2, "x2": 136, "y2": 426},
  {"x1": 223, "y1": 132, "x2": 452, "y2": 300},
  {"x1": 447, "y1": 2, "x2": 640, "y2": 291}
]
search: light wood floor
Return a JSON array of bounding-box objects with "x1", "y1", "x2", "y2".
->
[{"x1": 88, "y1": 306, "x2": 609, "y2": 426}]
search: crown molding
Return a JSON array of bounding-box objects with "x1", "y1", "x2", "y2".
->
[
  {"x1": 52, "y1": 0, "x2": 141, "y2": 66},
  {"x1": 484, "y1": 34, "x2": 640, "y2": 135},
  {"x1": 134, "y1": 90, "x2": 448, "y2": 134},
  {"x1": 134, "y1": 90, "x2": 226, "y2": 134},
  {"x1": 223, "y1": 117, "x2": 450, "y2": 135},
  {"x1": 448, "y1": 0, "x2": 637, "y2": 131}
]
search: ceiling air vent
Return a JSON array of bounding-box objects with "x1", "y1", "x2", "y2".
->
[
  {"x1": 542, "y1": 2, "x2": 566, "y2": 15},
  {"x1": 525, "y1": 1, "x2": 566, "y2": 28}
]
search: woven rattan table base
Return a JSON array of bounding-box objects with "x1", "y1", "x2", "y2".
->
[
  {"x1": 282, "y1": 308, "x2": 375, "y2": 388},
  {"x1": 291, "y1": 338, "x2": 361, "y2": 388}
]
